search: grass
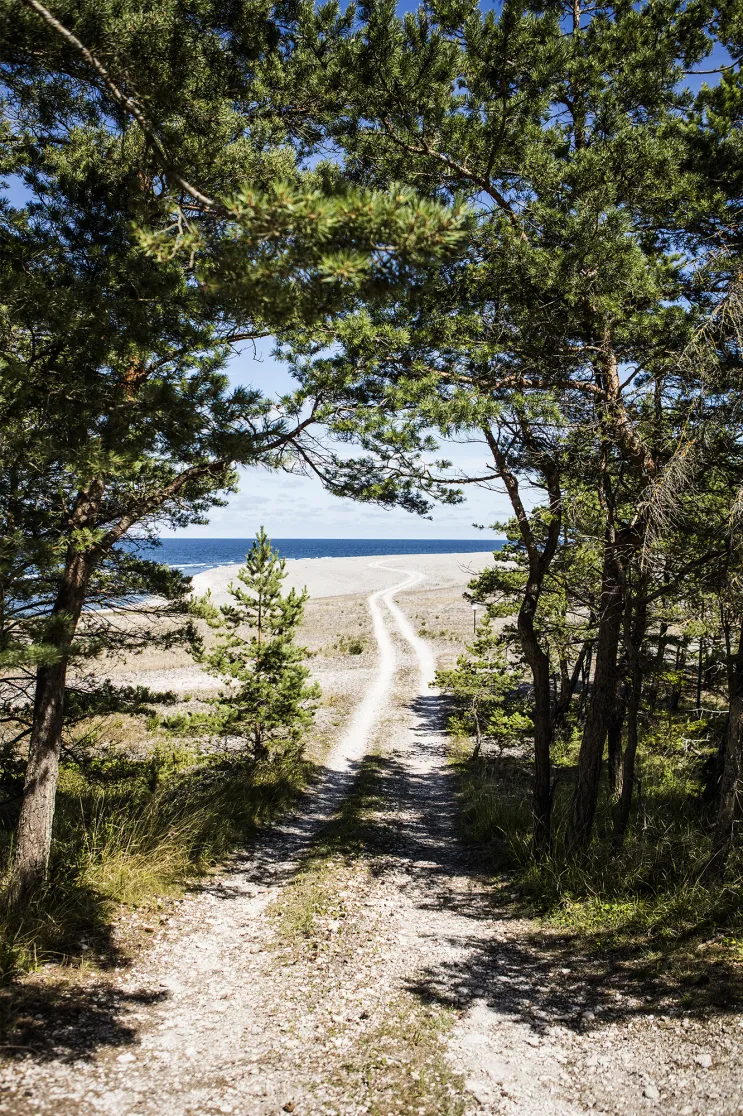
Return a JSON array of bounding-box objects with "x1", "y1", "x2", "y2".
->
[
  {"x1": 351, "y1": 995, "x2": 466, "y2": 1116},
  {"x1": 450, "y1": 714, "x2": 743, "y2": 1009},
  {"x1": 0, "y1": 742, "x2": 312, "y2": 980},
  {"x1": 328, "y1": 635, "x2": 366, "y2": 656}
]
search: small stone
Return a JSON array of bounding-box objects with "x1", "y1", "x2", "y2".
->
[
  {"x1": 282, "y1": 1104, "x2": 295, "y2": 1113},
  {"x1": 116, "y1": 1053, "x2": 136, "y2": 1064},
  {"x1": 695, "y1": 1052, "x2": 712, "y2": 1068},
  {"x1": 464, "y1": 1079, "x2": 492, "y2": 1106},
  {"x1": 525, "y1": 1034, "x2": 540, "y2": 1047},
  {"x1": 680, "y1": 1107, "x2": 693, "y2": 1115},
  {"x1": 643, "y1": 1084, "x2": 660, "y2": 1101}
]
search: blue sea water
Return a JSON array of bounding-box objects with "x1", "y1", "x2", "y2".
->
[{"x1": 136, "y1": 538, "x2": 505, "y2": 577}]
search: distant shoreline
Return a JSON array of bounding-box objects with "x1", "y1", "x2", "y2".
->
[{"x1": 132, "y1": 537, "x2": 506, "y2": 578}]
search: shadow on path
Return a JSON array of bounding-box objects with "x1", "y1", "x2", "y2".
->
[{"x1": 0, "y1": 982, "x2": 166, "y2": 1062}]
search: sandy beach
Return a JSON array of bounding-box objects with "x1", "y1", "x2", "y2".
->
[{"x1": 190, "y1": 549, "x2": 496, "y2": 604}]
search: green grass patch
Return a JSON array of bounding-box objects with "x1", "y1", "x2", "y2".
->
[
  {"x1": 270, "y1": 753, "x2": 387, "y2": 946},
  {"x1": 350, "y1": 995, "x2": 465, "y2": 1116}
]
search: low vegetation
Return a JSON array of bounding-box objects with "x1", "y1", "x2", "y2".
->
[
  {"x1": 449, "y1": 706, "x2": 743, "y2": 1007},
  {"x1": 0, "y1": 741, "x2": 312, "y2": 981}
]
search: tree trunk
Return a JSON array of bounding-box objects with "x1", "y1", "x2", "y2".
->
[
  {"x1": 568, "y1": 541, "x2": 623, "y2": 848},
  {"x1": 481, "y1": 425, "x2": 561, "y2": 859},
  {"x1": 669, "y1": 640, "x2": 686, "y2": 712},
  {"x1": 696, "y1": 639, "x2": 704, "y2": 712},
  {"x1": 519, "y1": 599, "x2": 552, "y2": 858},
  {"x1": 472, "y1": 704, "x2": 482, "y2": 759},
  {"x1": 613, "y1": 598, "x2": 647, "y2": 847},
  {"x1": 578, "y1": 640, "x2": 593, "y2": 722},
  {"x1": 553, "y1": 642, "x2": 588, "y2": 732},
  {"x1": 706, "y1": 620, "x2": 743, "y2": 877},
  {"x1": 646, "y1": 621, "x2": 667, "y2": 711},
  {"x1": 606, "y1": 688, "x2": 626, "y2": 799},
  {"x1": 10, "y1": 553, "x2": 89, "y2": 900}
]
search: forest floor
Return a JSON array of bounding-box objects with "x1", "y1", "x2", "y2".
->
[{"x1": 0, "y1": 560, "x2": 742, "y2": 1115}]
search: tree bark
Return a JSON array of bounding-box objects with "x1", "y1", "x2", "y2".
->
[
  {"x1": 568, "y1": 538, "x2": 624, "y2": 848},
  {"x1": 11, "y1": 551, "x2": 90, "y2": 899},
  {"x1": 669, "y1": 640, "x2": 686, "y2": 712},
  {"x1": 553, "y1": 641, "x2": 588, "y2": 732},
  {"x1": 706, "y1": 620, "x2": 743, "y2": 877},
  {"x1": 482, "y1": 424, "x2": 561, "y2": 857},
  {"x1": 606, "y1": 686, "x2": 626, "y2": 799},
  {"x1": 518, "y1": 592, "x2": 553, "y2": 857},
  {"x1": 613, "y1": 597, "x2": 647, "y2": 847},
  {"x1": 579, "y1": 639, "x2": 593, "y2": 722}
]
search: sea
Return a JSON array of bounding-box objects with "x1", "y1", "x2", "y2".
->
[{"x1": 134, "y1": 538, "x2": 505, "y2": 577}]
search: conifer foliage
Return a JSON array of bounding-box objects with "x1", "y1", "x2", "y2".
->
[
  {"x1": 436, "y1": 617, "x2": 532, "y2": 760},
  {"x1": 194, "y1": 530, "x2": 320, "y2": 759}
]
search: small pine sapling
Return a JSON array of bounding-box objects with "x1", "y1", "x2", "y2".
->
[
  {"x1": 192, "y1": 529, "x2": 320, "y2": 759},
  {"x1": 436, "y1": 616, "x2": 532, "y2": 759}
]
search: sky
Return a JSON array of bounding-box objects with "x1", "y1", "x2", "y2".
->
[{"x1": 171, "y1": 340, "x2": 512, "y2": 540}]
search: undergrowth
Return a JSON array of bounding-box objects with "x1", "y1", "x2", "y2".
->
[
  {"x1": 452, "y1": 715, "x2": 743, "y2": 1007},
  {"x1": 0, "y1": 744, "x2": 311, "y2": 980}
]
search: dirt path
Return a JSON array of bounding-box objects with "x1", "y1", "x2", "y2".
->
[{"x1": 2, "y1": 564, "x2": 742, "y2": 1116}]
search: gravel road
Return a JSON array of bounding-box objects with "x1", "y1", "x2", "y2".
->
[{"x1": 1, "y1": 562, "x2": 741, "y2": 1116}]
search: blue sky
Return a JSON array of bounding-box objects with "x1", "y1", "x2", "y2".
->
[{"x1": 177, "y1": 340, "x2": 509, "y2": 540}]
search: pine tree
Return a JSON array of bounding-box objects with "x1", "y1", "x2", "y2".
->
[
  {"x1": 194, "y1": 530, "x2": 320, "y2": 759},
  {"x1": 436, "y1": 617, "x2": 532, "y2": 760},
  {"x1": 294, "y1": 0, "x2": 743, "y2": 852}
]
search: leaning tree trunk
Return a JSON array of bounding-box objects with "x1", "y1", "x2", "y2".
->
[
  {"x1": 568, "y1": 542, "x2": 623, "y2": 849},
  {"x1": 10, "y1": 552, "x2": 90, "y2": 901},
  {"x1": 481, "y1": 425, "x2": 561, "y2": 858},
  {"x1": 706, "y1": 620, "x2": 743, "y2": 878}
]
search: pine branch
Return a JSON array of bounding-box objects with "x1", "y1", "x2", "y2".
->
[{"x1": 20, "y1": 0, "x2": 219, "y2": 212}]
